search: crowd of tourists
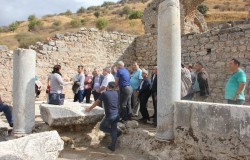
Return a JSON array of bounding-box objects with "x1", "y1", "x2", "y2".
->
[{"x1": 0, "y1": 58, "x2": 246, "y2": 151}]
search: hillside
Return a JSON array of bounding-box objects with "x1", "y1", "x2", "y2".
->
[{"x1": 0, "y1": 0, "x2": 249, "y2": 50}]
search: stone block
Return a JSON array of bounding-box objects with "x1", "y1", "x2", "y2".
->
[
  {"x1": 40, "y1": 101, "x2": 104, "y2": 126},
  {"x1": 0, "y1": 131, "x2": 64, "y2": 160}
]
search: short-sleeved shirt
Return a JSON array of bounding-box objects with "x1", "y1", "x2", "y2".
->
[
  {"x1": 130, "y1": 68, "x2": 143, "y2": 90},
  {"x1": 74, "y1": 73, "x2": 85, "y2": 90},
  {"x1": 225, "y1": 68, "x2": 247, "y2": 100},
  {"x1": 116, "y1": 68, "x2": 130, "y2": 87},
  {"x1": 100, "y1": 74, "x2": 115, "y2": 93},
  {"x1": 98, "y1": 90, "x2": 119, "y2": 117}
]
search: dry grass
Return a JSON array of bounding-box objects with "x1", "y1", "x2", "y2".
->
[
  {"x1": 0, "y1": 0, "x2": 249, "y2": 49},
  {"x1": 203, "y1": 0, "x2": 249, "y2": 22}
]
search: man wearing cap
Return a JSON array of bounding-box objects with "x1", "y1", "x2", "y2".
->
[
  {"x1": 85, "y1": 82, "x2": 121, "y2": 152},
  {"x1": 137, "y1": 69, "x2": 151, "y2": 123}
]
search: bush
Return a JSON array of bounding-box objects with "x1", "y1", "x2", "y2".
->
[
  {"x1": 128, "y1": 11, "x2": 142, "y2": 19},
  {"x1": 70, "y1": 18, "x2": 81, "y2": 28},
  {"x1": 52, "y1": 20, "x2": 62, "y2": 27},
  {"x1": 101, "y1": 1, "x2": 116, "y2": 7},
  {"x1": 87, "y1": 6, "x2": 101, "y2": 11},
  {"x1": 94, "y1": 11, "x2": 100, "y2": 18},
  {"x1": 28, "y1": 20, "x2": 43, "y2": 31},
  {"x1": 28, "y1": 14, "x2": 36, "y2": 21},
  {"x1": 42, "y1": 14, "x2": 56, "y2": 18},
  {"x1": 96, "y1": 19, "x2": 108, "y2": 30},
  {"x1": 9, "y1": 21, "x2": 20, "y2": 31},
  {"x1": 122, "y1": 6, "x2": 132, "y2": 15},
  {"x1": 0, "y1": 26, "x2": 9, "y2": 32},
  {"x1": 15, "y1": 32, "x2": 43, "y2": 48},
  {"x1": 60, "y1": 10, "x2": 72, "y2": 16},
  {"x1": 197, "y1": 4, "x2": 209, "y2": 15},
  {"x1": 80, "y1": 19, "x2": 87, "y2": 25},
  {"x1": 77, "y1": 7, "x2": 86, "y2": 14}
]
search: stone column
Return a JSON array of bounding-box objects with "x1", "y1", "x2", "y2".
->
[
  {"x1": 13, "y1": 49, "x2": 36, "y2": 134},
  {"x1": 156, "y1": 0, "x2": 181, "y2": 140}
]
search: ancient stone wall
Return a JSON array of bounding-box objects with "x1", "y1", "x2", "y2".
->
[
  {"x1": 0, "y1": 47, "x2": 13, "y2": 104},
  {"x1": 142, "y1": 0, "x2": 207, "y2": 35},
  {"x1": 135, "y1": 26, "x2": 250, "y2": 103},
  {"x1": 0, "y1": 28, "x2": 136, "y2": 103}
]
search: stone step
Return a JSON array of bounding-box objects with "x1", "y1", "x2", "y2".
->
[{"x1": 40, "y1": 101, "x2": 104, "y2": 126}]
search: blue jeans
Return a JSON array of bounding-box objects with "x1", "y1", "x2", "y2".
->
[
  {"x1": 0, "y1": 103, "x2": 13, "y2": 126},
  {"x1": 74, "y1": 90, "x2": 84, "y2": 103},
  {"x1": 99, "y1": 115, "x2": 119, "y2": 148}
]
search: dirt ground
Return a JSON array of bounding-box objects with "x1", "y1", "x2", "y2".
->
[{"x1": 36, "y1": 100, "x2": 156, "y2": 160}]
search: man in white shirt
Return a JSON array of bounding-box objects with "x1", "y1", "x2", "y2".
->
[
  {"x1": 97, "y1": 67, "x2": 115, "y2": 93},
  {"x1": 73, "y1": 65, "x2": 85, "y2": 103}
]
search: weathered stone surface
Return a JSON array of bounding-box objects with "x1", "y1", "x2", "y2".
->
[
  {"x1": 40, "y1": 101, "x2": 104, "y2": 126},
  {"x1": 0, "y1": 131, "x2": 64, "y2": 160},
  {"x1": 13, "y1": 49, "x2": 36, "y2": 134},
  {"x1": 157, "y1": 0, "x2": 181, "y2": 140},
  {"x1": 120, "y1": 101, "x2": 250, "y2": 159},
  {"x1": 174, "y1": 101, "x2": 250, "y2": 159}
]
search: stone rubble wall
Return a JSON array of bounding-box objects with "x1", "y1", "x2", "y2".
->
[
  {"x1": 0, "y1": 28, "x2": 136, "y2": 104},
  {"x1": 135, "y1": 26, "x2": 250, "y2": 103}
]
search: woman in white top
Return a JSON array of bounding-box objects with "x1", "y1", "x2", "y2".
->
[{"x1": 49, "y1": 65, "x2": 72, "y2": 105}]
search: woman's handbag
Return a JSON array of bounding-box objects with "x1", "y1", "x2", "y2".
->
[{"x1": 46, "y1": 85, "x2": 50, "y2": 94}]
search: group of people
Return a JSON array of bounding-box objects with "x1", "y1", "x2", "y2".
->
[
  {"x1": 44, "y1": 58, "x2": 247, "y2": 152},
  {"x1": 181, "y1": 58, "x2": 247, "y2": 105},
  {"x1": 46, "y1": 61, "x2": 157, "y2": 151}
]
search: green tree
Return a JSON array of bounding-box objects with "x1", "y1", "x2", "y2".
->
[
  {"x1": 70, "y1": 18, "x2": 81, "y2": 28},
  {"x1": 101, "y1": 1, "x2": 116, "y2": 7},
  {"x1": 197, "y1": 4, "x2": 209, "y2": 15},
  {"x1": 77, "y1": 7, "x2": 86, "y2": 14},
  {"x1": 122, "y1": 6, "x2": 132, "y2": 15},
  {"x1": 96, "y1": 18, "x2": 108, "y2": 30},
  {"x1": 64, "y1": 10, "x2": 72, "y2": 15},
  {"x1": 28, "y1": 20, "x2": 43, "y2": 31},
  {"x1": 28, "y1": 14, "x2": 36, "y2": 21},
  {"x1": 94, "y1": 11, "x2": 100, "y2": 18},
  {"x1": 128, "y1": 11, "x2": 142, "y2": 20},
  {"x1": 9, "y1": 21, "x2": 20, "y2": 31},
  {"x1": 87, "y1": 6, "x2": 101, "y2": 11}
]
